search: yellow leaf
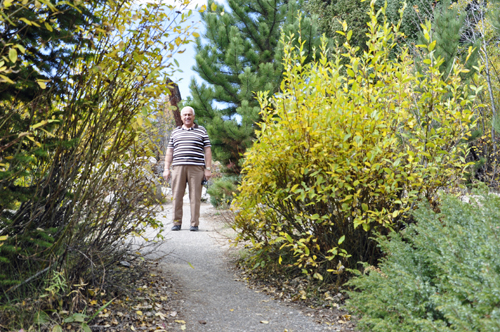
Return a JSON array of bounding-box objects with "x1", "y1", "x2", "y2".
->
[
  {"x1": 180, "y1": 325, "x2": 186, "y2": 331},
  {"x1": 136, "y1": 310, "x2": 143, "y2": 316},
  {"x1": 31, "y1": 120, "x2": 48, "y2": 130},
  {"x1": 52, "y1": 325, "x2": 62, "y2": 332},
  {"x1": 8, "y1": 48, "x2": 17, "y2": 63},
  {"x1": 19, "y1": 17, "x2": 32, "y2": 25},
  {"x1": 198, "y1": 4, "x2": 206, "y2": 12},
  {"x1": 44, "y1": 22, "x2": 53, "y2": 32},
  {"x1": 346, "y1": 30, "x2": 352, "y2": 41},
  {"x1": 155, "y1": 312, "x2": 167, "y2": 320},
  {"x1": 15, "y1": 44, "x2": 26, "y2": 54},
  {"x1": 192, "y1": 32, "x2": 200, "y2": 38},
  {"x1": 313, "y1": 272, "x2": 323, "y2": 281},
  {"x1": 0, "y1": 75, "x2": 15, "y2": 84},
  {"x1": 37, "y1": 81, "x2": 46, "y2": 89},
  {"x1": 428, "y1": 40, "x2": 436, "y2": 52},
  {"x1": 211, "y1": 2, "x2": 217, "y2": 11},
  {"x1": 4, "y1": 0, "x2": 12, "y2": 7},
  {"x1": 175, "y1": 37, "x2": 182, "y2": 46},
  {"x1": 175, "y1": 320, "x2": 186, "y2": 324}
]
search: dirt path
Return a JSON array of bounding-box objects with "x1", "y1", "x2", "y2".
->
[{"x1": 153, "y1": 200, "x2": 342, "y2": 332}]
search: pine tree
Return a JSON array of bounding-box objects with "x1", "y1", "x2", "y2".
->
[
  {"x1": 0, "y1": 0, "x2": 105, "y2": 210},
  {"x1": 426, "y1": 0, "x2": 479, "y2": 79},
  {"x1": 305, "y1": 0, "x2": 435, "y2": 52},
  {"x1": 305, "y1": 0, "x2": 371, "y2": 52},
  {"x1": 186, "y1": 0, "x2": 322, "y2": 172},
  {"x1": 0, "y1": 0, "x2": 103, "y2": 102}
]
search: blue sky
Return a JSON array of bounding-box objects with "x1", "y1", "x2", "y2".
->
[
  {"x1": 166, "y1": 0, "x2": 223, "y2": 100},
  {"x1": 170, "y1": 3, "x2": 204, "y2": 99}
]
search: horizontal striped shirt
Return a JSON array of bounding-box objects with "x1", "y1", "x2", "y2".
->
[{"x1": 167, "y1": 125, "x2": 211, "y2": 166}]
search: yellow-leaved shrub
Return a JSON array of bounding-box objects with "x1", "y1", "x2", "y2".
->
[{"x1": 232, "y1": 2, "x2": 481, "y2": 282}]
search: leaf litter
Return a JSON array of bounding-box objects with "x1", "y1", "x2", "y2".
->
[{"x1": 80, "y1": 261, "x2": 187, "y2": 331}]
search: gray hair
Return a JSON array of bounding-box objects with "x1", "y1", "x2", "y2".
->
[{"x1": 180, "y1": 106, "x2": 195, "y2": 116}]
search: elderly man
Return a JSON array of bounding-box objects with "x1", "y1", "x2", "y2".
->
[{"x1": 163, "y1": 106, "x2": 212, "y2": 231}]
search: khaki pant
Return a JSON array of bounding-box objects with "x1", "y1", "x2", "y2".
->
[{"x1": 171, "y1": 165, "x2": 205, "y2": 227}]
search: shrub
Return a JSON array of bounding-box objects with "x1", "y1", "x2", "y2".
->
[
  {"x1": 0, "y1": 0, "x2": 196, "y2": 325},
  {"x1": 231, "y1": 2, "x2": 480, "y2": 282},
  {"x1": 207, "y1": 176, "x2": 239, "y2": 208},
  {"x1": 346, "y1": 188, "x2": 500, "y2": 331}
]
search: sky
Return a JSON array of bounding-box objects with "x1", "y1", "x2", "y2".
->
[{"x1": 166, "y1": 0, "x2": 212, "y2": 100}]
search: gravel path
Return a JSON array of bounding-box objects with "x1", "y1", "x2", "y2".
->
[{"x1": 154, "y1": 199, "x2": 337, "y2": 332}]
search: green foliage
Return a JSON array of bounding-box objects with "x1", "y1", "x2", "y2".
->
[
  {"x1": 207, "y1": 176, "x2": 239, "y2": 208},
  {"x1": 305, "y1": 0, "x2": 370, "y2": 52},
  {"x1": 346, "y1": 188, "x2": 500, "y2": 331},
  {"x1": 232, "y1": 2, "x2": 480, "y2": 282},
  {"x1": 306, "y1": 0, "x2": 434, "y2": 52},
  {"x1": 187, "y1": 0, "x2": 323, "y2": 172},
  {"x1": 416, "y1": 0, "x2": 480, "y2": 81},
  {"x1": 452, "y1": 0, "x2": 500, "y2": 188}
]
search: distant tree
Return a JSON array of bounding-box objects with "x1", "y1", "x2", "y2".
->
[
  {"x1": 416, "y1": 0, "x2": 480, "y2": 80},
  {"x1": 186, "y1": 0, "x2": 322, "y2": 172},
  {"x1": 305, "y1": 0, "x2": 435, "y2": 52},
  {"x1": 460, "y1": 0, "x2": 500, "y2": 185},
  {"x1": 305, "y1": 0, "x2": 371, "y2": 51}
]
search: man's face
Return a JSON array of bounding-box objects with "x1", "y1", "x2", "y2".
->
[{"x1": 181, "y1": 109, "x2": 195, "y2": 127}]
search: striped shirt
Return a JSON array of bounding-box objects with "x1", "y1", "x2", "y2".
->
[{"x1": 167, "y1": 124, "x2": 211, "y2": 166}]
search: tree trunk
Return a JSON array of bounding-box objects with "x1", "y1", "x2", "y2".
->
[{"x1": 167, "y1": 78, "x2": 183, "y2": 127}]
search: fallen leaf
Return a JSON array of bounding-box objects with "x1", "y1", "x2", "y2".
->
[
  {"x1": 260, "y1": 321, "x2": 269, "y2": 324},
  {"x1": 199, "y1": 320, "x2": 207, "y2": 324},
  {"x1": 155, "y1": 312, "x2": 167, "y2": 320},
  {"x1": 136, "y1": 310, "x2": 143, "y2": 316},
  {"x1": 175, "y1": 320, "x2": 186, "y2": 324},
  {"x1": 180, "y1": 325, "x2": 186, "y2": 331},
  {"x1": 230, "y1": 309, "x2": 234, "y2": 311}
]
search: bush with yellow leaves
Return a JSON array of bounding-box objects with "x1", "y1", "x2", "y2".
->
[{"x1": 232, "y1": 2, "x2": 481, "y2": 283}]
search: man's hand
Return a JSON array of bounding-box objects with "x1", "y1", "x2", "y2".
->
[
  {"x1": 163, "y1": 169, "x2": 171, "y2": 182},
  {"x1": 204, "y1": 168, "x2": 212, "y2": 180}
]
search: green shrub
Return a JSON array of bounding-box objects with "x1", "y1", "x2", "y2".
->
[
  {"x1": 207, "y1": 176, "x2": 239, "y2": 208},
  {"x1": 346, "y1": 188, "x2": 500, "y2": 331},
  {"x1": 232, "y1": 2, "x2": 480, "y2": 282}
]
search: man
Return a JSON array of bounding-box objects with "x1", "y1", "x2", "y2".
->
[{"x1": 163, "y1": 106, "x2": 212, "y2": 231}]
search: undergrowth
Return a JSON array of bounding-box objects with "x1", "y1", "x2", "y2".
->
[{"x1": 346, "y1": 187, "x2": 500, "y2": 331}]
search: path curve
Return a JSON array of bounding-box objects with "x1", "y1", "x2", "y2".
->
[{"x1": 155, "y1": 200, "x2": 335, "y2": 332}]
